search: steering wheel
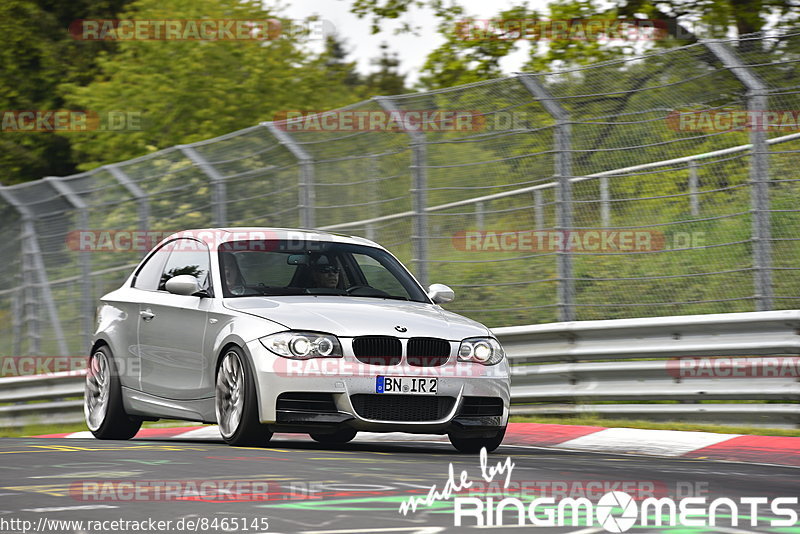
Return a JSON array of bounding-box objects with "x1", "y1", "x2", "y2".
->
[
  {"x1": 345, "y1": 285, "x2": 370, "y2": 294},
  {"x1": 346, "y1": 285, "x2": 392, "y2": 297}
]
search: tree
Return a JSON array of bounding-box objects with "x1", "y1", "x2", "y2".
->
[
  {"x1": 0, "y1": 0, "x2": 135, "y2": 184},
  {"x1": 321, "y1": 35, "x2": 364, "y2": 90},
  {"x1": 58, "y1": 0, "x2": 371, "y2": 170},
  {"x1": 350, "y1": 0, "x2": 800, "y2": 90},
  {"x1": 365, "y1": 42, "x2": 407, "y2": 95}
]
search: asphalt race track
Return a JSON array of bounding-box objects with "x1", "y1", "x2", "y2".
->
[{"x1": 0, "y1": 435, "x2": 798, "y2": 534}]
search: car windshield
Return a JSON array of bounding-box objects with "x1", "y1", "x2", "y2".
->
[{"x1": 218, "y1": 240, "x2": 429, "y2": 302}]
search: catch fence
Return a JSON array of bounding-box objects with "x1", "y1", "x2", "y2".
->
[{"x1": 2, "y1": 31, "x2": 800, "y2": 356}]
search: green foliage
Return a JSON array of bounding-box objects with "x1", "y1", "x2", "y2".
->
[
  {"x1": 351, "y1": 0, "x2": 800, "y2": 89},
  {"x1": 0, "y1": 0, "x2": 135, "y2": 184},
  {"x1": 58, "y1": 0, "x2": 365, "y2": 170},
  {"x1": 365, "y1": 42, "x2": 407, "y2": 95}
]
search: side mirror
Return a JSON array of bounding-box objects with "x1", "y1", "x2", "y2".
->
[
  {"x1": 165, "y1": 274, "x2": 202, "y2": 296},
  {"x1": 427, "y1": 283, "x2": 455, "y2": 304}
]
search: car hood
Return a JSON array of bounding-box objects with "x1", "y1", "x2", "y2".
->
[{"x1": 223, "y1": 295, "x2": 490, "y2": 340}]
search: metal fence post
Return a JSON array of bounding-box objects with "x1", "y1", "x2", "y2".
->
[
  {"x1": 179, "y1": 145, "x2": 228, "y2": 227},
  {"x1": 365, "y1": 155, "x2": 381, "y2": 240},
  {"x1": 534, "y1": 190, "x2": 544, "y2": 229},
  {"x1": 0, "y1": 187, "x2": 68, "y2": 355},
  {"x1": 11, "y1": 287, "x2": 22, "y2": 356},
  {"x1": 20, "y1": 225, "x2": 39, "y2": 355},
  {"x1": 600, "y1": 177, "x2": 610, "y2": 227},
  {"x1": 106, "y1": 164, "x2": 150, "y2": 231},
  {"x1": 375, "y1": 97, "x2": 429, "y2": 287},
  {"x1": 263, "y1": 122, "x2": 315, "y2": 229},
  {"x1": 704, "y1": 40, "x2": 772, "y2": 311},
  {"x1": 45, "y1": 177, "x2": 93, "y2": 350},
  {"x1": 688, "y1": 161, "x2": 700, "y2": 217},
  {"x1": 24, "y1": 218, "x2": 68, "y2": 355},
  {"x1": 519, "y1": 74, "x2": 574, "y2": 321},
  {"x1": 475, "y1": 201, "x2": 485, "y2": 231}
]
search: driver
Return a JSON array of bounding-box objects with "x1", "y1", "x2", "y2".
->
[
  {"x1": 311, "y1": 263, "x2": 340, "y2": 289},
  {"x1": 222, "y1": 253, "x2": 246, "y2": 296}
]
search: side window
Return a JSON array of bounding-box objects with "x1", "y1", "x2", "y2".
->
[
  {"x1": 132, "y1": 245, "x2": 170, "y2": 291},
  {"x1": 158, "y1": 239, "x2": 211, "y2": 291}
]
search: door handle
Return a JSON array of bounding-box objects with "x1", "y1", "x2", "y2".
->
[{"x1": 139, "y1": 309, "x2": 155, "y2": 321}]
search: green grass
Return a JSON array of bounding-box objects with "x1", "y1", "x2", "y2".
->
[{"x1": 510, "y1": 415, "x2": 800, "y2": 437}]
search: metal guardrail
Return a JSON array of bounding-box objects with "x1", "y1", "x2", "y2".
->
[
  {"x1": 496, "y1": 310, "x2": 800, "y2": 428},
  {"x1": 1, "y1": 311, "x2": 799, "y2": 429},
  {"x1": 0, "y1": 370, "x2": 86, "y2": 428}
]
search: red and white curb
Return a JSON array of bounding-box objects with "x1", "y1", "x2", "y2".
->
[{"x1": 35, "y1": 423, "x2": 800, "y2": 467}]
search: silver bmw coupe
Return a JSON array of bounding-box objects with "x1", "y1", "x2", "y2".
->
[{"x1": 85, "y1": 228, "x2": 510, "y2": 452}]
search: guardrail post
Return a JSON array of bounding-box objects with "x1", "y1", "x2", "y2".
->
[
  {"x1": 375, "y1": 97, "x2": 429, "y2": 287},
  {"x1": 704, "y1": 40, "x2": 773, "y2": 311},
  {"x1": 106, "y1": 164, "x2": 150, "y2": 231},
  {"x1": 519, "y1": 74, "x2": 574, "y2": 321},
  {"x1": 263, "y1": 122, "x2": 315, "y2": 229},
  {"x1": 45, "y1": 177, "x2": 93, "y2": 350},
  {"x1": 0, "y1": 187, "x2": 68, "y2": 356},
  {"x1": 179, "y1": 145, "x2": 228, "y2": 227}
]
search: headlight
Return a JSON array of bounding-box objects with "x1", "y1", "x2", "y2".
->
[
  {"x1": 457, "y1": 337, "x2": 505, "y2": 365},
  {"x1": 260, "y1": 331, "x2": 343, "y2": 359}
]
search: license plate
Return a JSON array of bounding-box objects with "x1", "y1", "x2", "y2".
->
[{"x1": 376, "y1": 376, "x2": 437, "y2": 395}]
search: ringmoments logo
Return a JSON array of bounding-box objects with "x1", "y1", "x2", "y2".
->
[{"x1": 398, "y1": 450, "x2": 799, "y2": 531}]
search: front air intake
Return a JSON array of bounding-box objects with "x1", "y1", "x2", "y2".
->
[
  {"x1": 350, "y1": 394, "x2": 456, "y2": 421},
  {"x1": 406, "y1": 337, "x2": 451, "y2": 366},
  {"x1": 352, "y1": 336, "x2": 402, "y2": 365}
]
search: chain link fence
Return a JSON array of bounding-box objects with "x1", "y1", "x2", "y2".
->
[{"x1": 2, "y1": 31, "x2": 800, "y2": 357}]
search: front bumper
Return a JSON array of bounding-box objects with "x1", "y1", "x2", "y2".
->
[{"x1": 246, "y1": 339, "x2": 510, "y2": 436}]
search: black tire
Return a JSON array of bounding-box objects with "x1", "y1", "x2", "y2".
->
[
  {"x1": 84, "y1": 345, "x2": 142, "y2": 440},
  {"x1": 310, "y1": 427, "x2": 357, "y2": 444},
  {"x1": 215, "y1": 346, "x2": 273, "y2": 447},
  {"x1": 448, "y1": 426, "x2": 506, "y2": 454}
]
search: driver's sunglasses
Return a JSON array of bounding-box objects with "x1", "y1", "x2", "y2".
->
[{"x1": 313, "y1": 265, "x2": 340, "y2": 274}]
